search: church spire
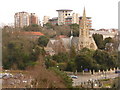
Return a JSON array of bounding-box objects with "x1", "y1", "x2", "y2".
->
[
  {"x1": 79, "y1": 7, "x2": 89, "y2": 38},
  {"x1": 82, "y1": 7, "x2": 87, "y2": 21}
]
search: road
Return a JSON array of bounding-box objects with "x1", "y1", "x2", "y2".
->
[{"x1": 72, "y1": 72, "x2": 119, "y2": 86}]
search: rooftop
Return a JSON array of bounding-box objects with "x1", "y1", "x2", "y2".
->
[
  {"x1": 56, "y1": 9, "x2": 73, "y2": 11},
  {"x1": 79, "y1": 16, "x2": 91, "y2": 19},
  {"x1": 21, "y1": 31, "x2": 44, "y2": 36}
]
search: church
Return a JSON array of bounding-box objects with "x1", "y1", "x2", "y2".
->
[{"x1": 45, "y1": 8, "x2": 97, "y2": 55}]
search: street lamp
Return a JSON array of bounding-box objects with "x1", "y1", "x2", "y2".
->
[
  {"x1": 81, "y1": 66, "x2": 83, "y2": 71},
  {"x1": 104, "y1": 70, "x2": 107, "y2": 79}
]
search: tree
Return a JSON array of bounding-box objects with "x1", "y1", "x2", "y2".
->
[
  {"x1": 52, "y1": 25, "x2": 71, "y2": 36},
  {"x1": 75, "y1": 54, "x2": 95, "y2": 72},
  {"x1": 52, "y1": 53, "x2": 69, "y2": 63},
  {"x1": 23, "y1": 24, "x2": 42, "y2": 31},
  {"x1": 104, "y1": 37, "x2": 113, "y2": 44},
  {"x1": 66, "y1": 61, "x2": 76, "y2": 72},
  {"x1": 104, "y1": 37, "x2": 114, "y2": 51},
  {"x1": 37, "y1": 36, "x2": 49, "y2": 47},
  {"x1": 69, "y1": 24, "x2": 79, "y2": 37},
  {"x1": 93, "y1": 50, "x2": 117, "y2": 70},
  {"x1": 43, "y1": 23, "x2": 53, "y2": 29},
  {"x1": 2, "y1": 29, "x2": 40, "y2": 70},
  {"x1": 92, "y1": 34, "x2": 104, "y2": 49},
  {"x1": 69, "y1": 45, "x2": 76, "y2": 58},
  {"x1": 58, "y1": 63, "x2": 67, "y2": 71}
]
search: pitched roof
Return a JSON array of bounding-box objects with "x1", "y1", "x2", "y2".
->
[
  {"x1": 56, "y1": 35, "x2": 67, "y2": 38},
  {"x1": 21, "y1": 32, "x2": 44, "y2": 36},
  {"x1": 49, "y1": 39, "x2": 56, "y2": 44},
  {"x1": 71, "y1": 37, "x2": 79, "y2": 45},
  {"x1": 61, "y1": 38, "x2": 70, "y2": 49}
]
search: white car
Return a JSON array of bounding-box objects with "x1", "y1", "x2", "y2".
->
[{"x1": 70, "y1": 75, "x2": 78, "y2": 79}]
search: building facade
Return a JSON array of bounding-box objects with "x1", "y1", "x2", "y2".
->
[
  {"x1": 43, "y1": 16, "x2": 50, "y2": 25},
  {"x1": 14, "y1": 12, "x2": 38, "y2": 28},
  {"x1": 56, "y1": 9, "x2": 73, "y2": 25},
  {"x1": 72, "y1": 13, "x2": 80, "y2": 24},
  {"x1": 42, "y1": 9, "x2": 92, "y2": 29},
  {"x1": 48, "y1": 16, "x2": 92, "y2": 28},
  {"x1": 29, "y1": 13, "x2": 39, "y2": 25},
  {"x1": 14, "y1": 12, "x2": 30, "y2": 28}
]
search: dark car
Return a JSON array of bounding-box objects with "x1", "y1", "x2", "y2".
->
[{"x1": 115, "y1": 70, "x2": 120, "y2": 73}]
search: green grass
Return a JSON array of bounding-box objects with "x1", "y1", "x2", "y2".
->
[{"x1": 100, "y1": 78, "x2": 110, "y2": 81}]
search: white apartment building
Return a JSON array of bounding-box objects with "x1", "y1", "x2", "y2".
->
[
  {"x1": 72, "y1": 13, "x2": 80, "y2": 24},
  {"x1": 43, "y1": 16, "x2": 50, "y2": 25},
  {"x1": 56, "y1": 9, "x2": 73, "y2": 25}
]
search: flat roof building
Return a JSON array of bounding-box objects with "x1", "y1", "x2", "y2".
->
[{"x1": 56, "y1": 9, "x2": 73, "y2": 25}]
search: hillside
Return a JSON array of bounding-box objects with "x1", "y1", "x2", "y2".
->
[{"x1": 27, "y1": 56, "x2": 68, "y2": 88}]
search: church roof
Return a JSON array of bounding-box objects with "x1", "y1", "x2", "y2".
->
[
  {"x1": 72, "y1": 37, "x2": 79, "y2": 44},
  {"x1": 61, "y1": 38, "x2": 71, "y2": 49},
  {"x1": 60, "y1": 37, "x2": 79, "y2": 49},
  {"x1": 49, "y1": 39, "x2": 56, "y2": 44}
]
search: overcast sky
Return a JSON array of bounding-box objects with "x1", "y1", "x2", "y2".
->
[{"x1": 0, "y1": 0, "x2": 119, "y2": 29}]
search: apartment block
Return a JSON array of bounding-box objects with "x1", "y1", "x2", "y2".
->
[
  {"x1": 56, "y1": 9, "x2": 73, "y2": 25},
  {"x1": 44, "y1": 9, "x2": 92, "y2": 29},
  {"x1": 14, "y1": 12, "x2": 38, "y2": 28},
  {"x1": 43, "y1": 16, "x2": 50, "y2": 25},
  {"x1": 72, "y1": 13, "x2": 80, "y2": 24},
  {"x1": 29, "y1": 13, "x2": 39, "y2": 25},
  {"x1": 14, "y1": 12, "x2": 30, "y2": 28}
]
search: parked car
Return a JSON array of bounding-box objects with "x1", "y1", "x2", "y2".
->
[
  {"x1": 70, "y1": 75, "x2": 78, "y2": 79},
  {"x1": 115, "y1": 70, "x2": 120, "y2": 73}
]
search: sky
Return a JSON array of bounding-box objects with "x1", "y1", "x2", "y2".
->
[{"x1": 0, "y1": 0, "x2": 119, "y2": 29}]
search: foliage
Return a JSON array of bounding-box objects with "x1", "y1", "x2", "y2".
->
[
  {"x1": 69, "y1": 24, "x2": 79, "y2": 37},
  {"x1": 49, "y1": 67, "x2": 73, "y2": 88},
  {"x1": 2, "y1": 29, "x2": 42, "y2": 70},
  {"x1": 52, "y1": 53, "x2": 69, "y2": 63},
  {"x1": 23, "y1": 24, "x2": 42, "y2": 31},
  {"x1": 69, "y1": 46, "x2": 77, "y2": 59},
  {"x1": 37, "y1": 36, "x2": 49, "y2": 47},
  {"x1": 104, "y1": 37, "x2": 113, "y2": 44},
  {"x1": 66, "y1": 61, "x2": 76, "y2": 72},
  {"x1": 92, "y1": 34, "x2": 104, "y2": 49},
  {"x1": 45, "y1": 56, "x2": 57, "y2": 68},
  {"x1": 53, "y1": 25, "x2": 71, "y2": 36},
  {"x1": 93, "y1": 49, "x2": 117, "y2": 70},
  {"x1": 43, "y1": 23, "x2": 53, "y2": 29},
  {"x1": 75, "y1": 54, "x2": 96, "y2": 71},
  {"x1": 117, "y1": 51, "x2": 120, "y2": 67},
  {"x1": 45, "y1": 47, "x2": 118, "y2": 72},
  {"x1": 58, "y1": 62, "x2": 67, "y2": 71}
]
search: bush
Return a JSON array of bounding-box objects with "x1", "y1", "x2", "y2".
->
[{"x1": 49, "y1": 67, "x2": 73, "y2": 88}]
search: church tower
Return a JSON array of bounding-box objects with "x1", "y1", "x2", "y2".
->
[
  {"x1": 78, "y1": 7, "x2": 97, "y2": 50},
  {"x1": 79, "y1": 7, "x2": 89, "y2": 37}
]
